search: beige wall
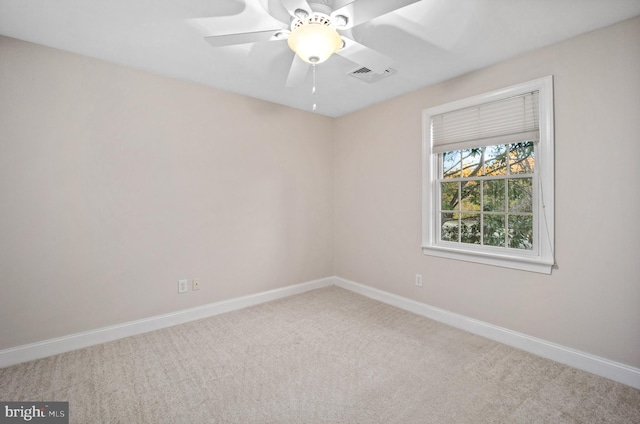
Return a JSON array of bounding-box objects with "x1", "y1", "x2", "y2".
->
[
  {"x1": 0, "y1": 37, "x2": 334, "y2": 349},
  {"x1": 334, "y1": 16, "x2": 640, "y2": 368}
]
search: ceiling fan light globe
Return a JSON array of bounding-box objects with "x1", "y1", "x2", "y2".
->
[{"x1": 287, "y1": 23, "x2": 342, "y2": 64}]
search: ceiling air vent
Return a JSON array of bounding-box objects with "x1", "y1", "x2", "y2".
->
[{"x1": 348, "y1": 67, "x2": 396, "y2": 83}]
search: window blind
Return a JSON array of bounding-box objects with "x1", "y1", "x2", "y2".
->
[{"x1": 431, "y1": 91, "x2": 539, "y2": 153}]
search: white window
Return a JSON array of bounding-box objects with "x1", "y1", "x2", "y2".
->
[{"x1": 422, "y1": 76, "x2": 555, "y2": 274}]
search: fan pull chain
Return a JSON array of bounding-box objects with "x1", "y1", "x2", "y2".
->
[
  {"x1": 312, "y1": 63, "x2": 317, "y2": 112},
  {"x1": 312, "y1": 63, "x2": 316, "y2": 94}
]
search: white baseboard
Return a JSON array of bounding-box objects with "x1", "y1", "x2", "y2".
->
[
  {"x1": 333, "y1": 276, "x2": 640, "y2": 390},
  {"x1": 3, "y1": 275, "x2": 638, "y2": 390},
  {"x1": 0, "y1": 277, "x2": 334, "y2": 368}
]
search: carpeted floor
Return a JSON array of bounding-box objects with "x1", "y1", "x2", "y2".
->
[{"x1": 1, "y1": 286, "x2": 639, "y2": 423}]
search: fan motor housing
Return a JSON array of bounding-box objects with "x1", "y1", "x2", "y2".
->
[{"x1": 291, "y1": 12, "x2": 333, "y2": 30}]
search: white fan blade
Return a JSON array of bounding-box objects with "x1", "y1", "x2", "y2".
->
[
  {"x1": 202, "y1": 1, "x2": 246, "y2": 17},
  {"x1": 204, "y1": 29, "x2": 288, "y2": 47},
  {"x1": 332, "y1": 0, "x2": 422, "y2": 29},
  {"x1": 281, "y1": 0, "x2": 313, "y2": 18},
  {"x1": 336, "y1": 36, "x2": 393, "y2": 74},
  {"x1": 263, "y1": 0, "x2": 294, "y2": 24},
  {"x1": 286, "y1": 54, "x2": 310, "y2": 87}
]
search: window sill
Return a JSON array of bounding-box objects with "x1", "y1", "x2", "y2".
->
[{"x1": 421, "y1": 245, "x2": 554, "y2": 274}]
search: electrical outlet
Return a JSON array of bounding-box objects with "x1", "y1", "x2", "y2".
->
[
  {"x1": 415, "y1": 274, "x2": 423, "y2": 287},
  {"x1": 178, "y1": 279, "x2": 188, "y2": 293},
  {"x1": 192, "y1": 278, "x2": 201, "y2": 291}
]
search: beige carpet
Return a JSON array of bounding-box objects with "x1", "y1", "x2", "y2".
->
[{"x1": 1, "y1": 286, "x2": 639, "y2": 423}]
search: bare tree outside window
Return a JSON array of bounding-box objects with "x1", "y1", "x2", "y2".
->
[{"x1": 439, "y1": 142, "x2": 535, "y2": 250}]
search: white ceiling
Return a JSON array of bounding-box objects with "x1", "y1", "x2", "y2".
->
[{"x1": 1, "y1": 0, "x2": 639, "y2": 117}]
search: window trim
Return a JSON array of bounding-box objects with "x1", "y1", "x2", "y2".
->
[{"x1": 422, "y1": 76, "x2": 555, "y2": 274}]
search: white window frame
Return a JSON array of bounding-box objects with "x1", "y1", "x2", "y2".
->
[{"x1": 422, "y1": 76, "x2": 555, "y2": 274}]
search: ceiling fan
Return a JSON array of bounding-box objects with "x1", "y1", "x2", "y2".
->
[{"x1": 202, "y1": 0, "x2": 422, "y2": 87}]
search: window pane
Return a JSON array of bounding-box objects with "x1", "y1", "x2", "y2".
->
[
  {"x1": 484, "y1": 144, "x2": 507, "y2": 176},
  {"x1": 509, "y1": 141, "x2": 535, "y2": 174},
  {"x1": 508, "y1": 178, "x2": 533, "y2": 213},
  {"x1": 460, "y1": 213, "x2": 481, "y2": 245},
  {"x1": 508, "y1": 215, "x2": 533, "y2": 250},
  {"x1": 443, "y1": 150, "x2": 461, "y2": 179},
  {"x1": 441, "y1": 182, "x2": 459, "y2": 211},
  {"x1": 461, "y1": 148, "x2": 483, "y2": 178},
  {"x1": 483, "y1": 180, "x2": 505, "y2": 212},
  {"x1": 441, "y1": 213, "x2": 458, "y2": 241},
  {"x1": 483, "y1": 214, "x2": 505, "y2": 247},
  {"x1": 460, "y1": 181, "x2": 480, "y2": 212}
]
